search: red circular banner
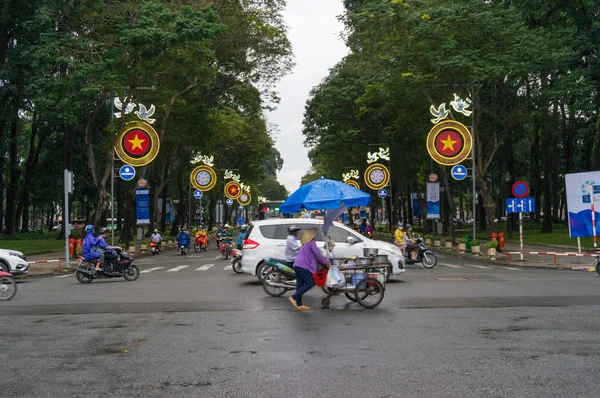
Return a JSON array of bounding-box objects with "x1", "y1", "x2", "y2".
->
[
  {"x1": 114, "y1": 121, "x2": 160, "y2": 167},
  {"x1": 434, "y1": 130, "x2": 463, "y2": 157},
  {"x1": 426, "y1": 120, "x2": 472, "y2": 166},
  {"x1": 224, "y1": 181, "x2": 242, "y2": 200},
  {"x1": 122, "y1": 129, "x2": 151, "y2": 158}
]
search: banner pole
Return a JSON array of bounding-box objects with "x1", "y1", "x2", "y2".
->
[{"x1": 519, "y1": 212, "x2": 523, "y2": 261}]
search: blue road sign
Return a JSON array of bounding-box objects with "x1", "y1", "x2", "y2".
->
[
  {"x1": 378, "y1": 189, "x2": 388, "y2": 199},
  {"x1": 226, "y1": 198, "x2": 233, "y2": 206},
  {"x1": 193, "y1": 190, "x2": 203, "y2": 200},
  {"x1": 119, "y1": 165, "x2": 136, "y2": 181},
  {"x1": 506, "y1": 197, "x2": 535, "y2": 213},
  {"x1": 451, "y1": 165, "x2": 468, "y2": 181},
  {"x1": 238, "y1": 205, "x2": 244, "y2": 210}
]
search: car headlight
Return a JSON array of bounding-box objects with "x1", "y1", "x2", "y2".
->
[
  {"x1": 9, "y1": 252, "x2": 26, "y2": 261},
  {"x1": 380, "y1": 245, "x2": 401, "y2": 255}
]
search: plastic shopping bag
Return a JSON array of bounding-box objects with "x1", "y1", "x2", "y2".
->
[{"x1": 325, "y1": 266, "x2": 346, "y2": 288}]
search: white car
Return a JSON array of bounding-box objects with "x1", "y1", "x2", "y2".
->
[
  {"x1": 241, "y1": 219, "x2": 405, "y2": 281},
  {"x1": 0, "y1": 249, "x2": 29, "y2": 276}
]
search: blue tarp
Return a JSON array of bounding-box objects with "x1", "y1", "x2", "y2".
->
[{"x1": 280, "y1": 178, "x2": 372, "y2": 214}]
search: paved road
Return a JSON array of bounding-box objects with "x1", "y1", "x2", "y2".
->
[{"x1": 2, "y1": 250, "x2": 599, "y2": 397}]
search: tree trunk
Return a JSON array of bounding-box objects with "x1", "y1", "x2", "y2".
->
[
  {"x1": 5, "y1": 114, "x2": 20, "y2": 234},
  {"x1": 440, "y1": 168, "x2": 456, "y2": 243},
  {"x1": 0, "y1": 122, "x2": 5, "y2": 231},
  {"x1": 531, "y1": 129, "x2": 541, "y2": 223},
  {"x1": 160, "y1": 183, "x2": 168, "y2": 232}
]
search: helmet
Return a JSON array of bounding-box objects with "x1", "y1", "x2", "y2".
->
[
  {"x1": 154, "y1": 229, "x2": 158, "y2": 233},
  {"x1": 85, "y1": 225, "x2": 94, "y2": 234},
  {"x1": 99, "y1": 227, "x2": 109, "y2": 234},
  {"x1": 241, "y1": 224, "x2": 247, "y2": 231},
  {"x1": 398, "y1": 222, "x2": 403, "y2": 227},
  {"x1": 182, "y1": 227, "x2": 187, "y2": 232},
  {"x1": 288, "y1": 225, "x2": 301, "y2": 234},
  {"x1": 405, "y1": 224, "x2": 412, "y2": 229},
  {"x1": 224, "y1": 224, "x2": 230, "y2": 228}
]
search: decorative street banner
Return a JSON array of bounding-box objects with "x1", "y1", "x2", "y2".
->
[
  {"x1": 135, "y1": 188, "x2": 150, "y2": 224},
  {"x1": 115, "y1": 121, "x2": 160, "y2": 167},
  {"x1": 224, "y1": 181, "x2": 242, "y2": 200},
  {"x1": 364, "y1": 163, "x2": 390, "y2": 190},
  {"x1": 426, "y1": 183, "x2": 440, "y2": 219},
  {"x1": 426, "y1": 120, "x2": 472, "y2": 166},
  {"x1": 345, "y1": 180, "x2": 360, "y2": 189},
  {"x1": 237, "y1": 191, "x2": 252, "y2": 206},
  {"x1": 565, "y1": 171, "x2": 600, "y2": 238},
  {"x1": 190, "y1": 165, "x2": 217, "y2": 192}
]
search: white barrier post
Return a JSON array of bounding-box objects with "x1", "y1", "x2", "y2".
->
[{"x1": 519, "y1": 212, "x2": 523, "y2": 261}]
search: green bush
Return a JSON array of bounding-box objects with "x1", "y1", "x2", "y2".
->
[
  {"x1": 471, "y1": 239, "x2": 480, "y2": 246},
  {"x1": 456, "y1": 238, "x2": 467, "y2": 244},
  {"x1": 485, "y1": 241, "x2": 498, "y2": 248},
  {"x1": 424, "y1": 234, "x2": 432, "y2": 240},
  {"x1": 0, "y1": 231, "x2": 60, "y2": 241}
]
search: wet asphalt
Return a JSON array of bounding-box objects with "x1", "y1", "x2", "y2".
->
[{"x1": 1, "y1": 250, "x2": 600, "y2": 397}]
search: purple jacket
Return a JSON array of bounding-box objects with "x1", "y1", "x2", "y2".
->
[{"x1": 293, "y1": 239, "x2": 330, "y2": 273}]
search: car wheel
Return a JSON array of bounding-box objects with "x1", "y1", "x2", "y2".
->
[{"x1": 0, "y1": 261, "x2": 9, "y2": 273}]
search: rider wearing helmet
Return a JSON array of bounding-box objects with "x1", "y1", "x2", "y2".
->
[
  {"x1": 394, "y1": 223, "x2": 407, "y2": 255},
  {"x1": 177, "y1": 227, "x2": 191, "y2": 250},
  {"x1": 222, "y1": 224, "x2": 234, "y2": 245},
  {"x1": 285, "y1": 225, "x2": 302, "y2": 265},
  {"x1": 404, "y1": 224, "x2": 418, "y2": 260},
  {"x1": 82, "y1": 225, "x2": 104, "y2": 271},
  {"x1": 97, "y1": 227, "x2": 122, "y2": 272},
  {"x1": 235, "y1": 224, "x2": 248, "y2": 249}
]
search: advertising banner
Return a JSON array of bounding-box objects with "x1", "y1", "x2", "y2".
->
[
  {"x1": 411, "y1": 193, "x2": 423, "y2": 218},
  {"x1": 135, "y1": 188, "x2": 150, "y2": 224},
  {"x1": 426, "y1": 183, "x2": 440, "y2": 219},
  {"x1": 565, "y1": 171, "x2": 600, "y2": 238}
]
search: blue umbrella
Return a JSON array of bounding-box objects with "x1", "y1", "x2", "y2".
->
[{"x1": 280, "y1": 177, "x2": 371, "y2": 214}]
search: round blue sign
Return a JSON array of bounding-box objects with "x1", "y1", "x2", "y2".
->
[
  {"x1": 193, "y1": 190, "x2": 203, "y2": 200},
  {"x1": 451, "y1": 165, "x2": 467, "y2": 181},
  {"x1": 238, "y1": 205, "x2": 244, "y2": 210},
  {"x1": 226, "y1": 198, "x2": 233, "y2": 206},
  {"x1": 119, "y1": 165, "x2": 136, "y2": 181},
  {"x1": 378, "y1": 189, "x2": 388, "y2": 198}
]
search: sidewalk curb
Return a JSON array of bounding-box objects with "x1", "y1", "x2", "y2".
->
[{"x1": 439, "y1": 248, "x2": 594, "y2": 271}]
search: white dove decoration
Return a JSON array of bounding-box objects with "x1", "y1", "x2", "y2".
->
[
  {"x1": 241, "y1": 183, "x2": 251, "y2": 193},
  {"x1": 113, "y1": 97, "x2": 136, "y2": 119},
  {"x1": 134, "y1": 103, "x2": 156, "y2": 124},
  {"x1": 450, "y1": 94, "x2": 472, "y2": 117},
  {"x1": 430, "y1": 103, "x2": 449, "y2": 124},
  {"x1": 224, "y1": 170, "x2": 234, "y2": 179},
  {"x1": 367, "y1": 152, "x2": 380, "y2": 164},
  {"x1": 377, "y1": 147, "x2": 390, "y2": 161}
]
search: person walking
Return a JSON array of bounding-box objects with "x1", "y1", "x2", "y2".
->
[{"x1": 289, "y1": 229, "x2": 330, "y2": 311}]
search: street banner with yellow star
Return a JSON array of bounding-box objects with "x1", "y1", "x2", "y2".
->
[
  {"x1": 115, "y1": 121, "x2": 160, "y2": 167},
  {"x1": 224, "y1": 181, "x2": 242, "y2": 200},
  {"x1": 426, "y1": 120, "x2": 472, "y2": 166}
]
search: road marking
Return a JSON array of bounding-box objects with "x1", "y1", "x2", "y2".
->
[
  {"x1": 167, "y1": 265, "x2": 189, "y2": 272},
  {"x1": 223, "y1": 265, "x2": 232, "y2": 271},
  {"x1": 440, "y1": 263, "x2": 464, "y2": 268},
  {"x1": 213, "y1": 255, "x2": 223, "y2": 260},
  {"x1": 501, "y1": 267, "x2": 521, "y2": 271},
  {"x1": 196, "y1": 264, "x2": 214, "y2": 271},
  {"x1": 54, "y1": 274, "x2": 73, "y2": 278},
  {"x1": 469, "y1": 264, "x2": 492, "y2": 270},
  {"x1": 140, "y1": 267, "x2": 164, "y2": 274}
]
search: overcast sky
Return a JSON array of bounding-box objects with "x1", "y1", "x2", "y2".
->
[{"x1": 269, "y1": 0, "x2": 348, "y2": 193}]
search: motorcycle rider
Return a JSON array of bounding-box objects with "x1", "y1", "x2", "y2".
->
[
  {"x1": 285, "y1": 225, "x2": 301, "y2": 266},
  {"x1": 394, "y1": 223, "x2": 407, "y2": 255},
  {"x1": 404, "y1": 224, "x2": 418, "y2": 260},
  {"x1": 82, "y1": 225, "x2": 104, "y2": 272},
  {"x1": 150, "y1": 229, "x2": 162, "y2": 251},
  {"x1": 176, "y1": 227, "x2": 191, "y2": 252},
  {"x1": 222, "y1": 224, "x2": 234, "y2": 248},
  {"x1": 97, "y1": 227, "x2": 122, "y2": 272},
  {"x1": 365, "y1": 221, "x2": 374, "y2": 237},
  {"x1": 235, "y1": 224, "x2": 248, "y2": 250}
]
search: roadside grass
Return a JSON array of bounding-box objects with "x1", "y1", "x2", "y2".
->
[{"x1": 0, "y1": 239, "x2": 64, "y2": 256}]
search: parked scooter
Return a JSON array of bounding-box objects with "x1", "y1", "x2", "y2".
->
[
  {"x1": 231, "y1": 249, "x2": 243, "y2": 274},
  {"x1": 0, "y1": 270, "x2": 17, "y2": 300},
  {"x1": 75, "y1": 249, "x2": 140, "y2": 283},
  {"x1": 404, "y1": 238, "x2": 437, "y2": 268},
  {"x1": 150, "y1": 241, "x2": 160, "y2": 255}
]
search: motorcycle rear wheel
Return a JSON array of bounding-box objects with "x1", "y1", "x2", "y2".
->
[
  {"x1": 232, "y1": 260, "x2": 243, "y2": 274},
  {"x1": 262, "y1": 270, "x2": 288, "y2": 297},
  {"x1": 75, "y1": 270, "x2": 93, "y2": 284},
  {"x1": 123, "y1": 265, "x2": 140, "y2": 281},
  {"x1": 256, "y1": 262, "x2": 272, "y2": 284},
  {"x1": 0, "y1": 277, "x2": 17, "y2": 300}
]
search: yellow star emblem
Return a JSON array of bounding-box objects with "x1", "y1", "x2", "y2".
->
[
  {"x1": 128, "y1": 134, "x2": 146, "y2": 151},
  {"x1": 230, "y1": 186, "x2": 238, "y2": 194},
  {"x1": 440, "y1": 134, "x2": 458, "y2": 152}
]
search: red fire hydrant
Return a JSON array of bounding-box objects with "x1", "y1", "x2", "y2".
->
[{"x1": 498, "y1": 232, "x2": 505, "y2": 249}]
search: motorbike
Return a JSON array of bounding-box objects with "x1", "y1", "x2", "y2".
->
[
  {"x1": 262, "y1": 258, "x2": 297, "y2": 297},
  {"x1": 194, "y1": 234, "x2": 208, "y2": 252},
  {"x1": 221, "y1": 241, "x2": 232, "y2": 260},
  {"x1": 0, "y1": 270, "x2": 17, "y2": 300},
  {"x1": 404, "y1": 238, "x2": 437, "y2": 268},
  {"x1": 75, "y1": 249, "x2": 140, "y2": 284},
  {"x1": 231, "y1": 249, "x2": 243, "y2": 274},
  {"x1": 150, "y1": 241, "x2": 160, "y2": 255},
  {"x1": 178, "y1": 244, "x2": 189, "y2": 255},
  {"x1": 595, "y1": 255, "x2": 600, "y2": 275},
  {"x1": 216, "y1": 231, "x2": 223, "y2": 249}
]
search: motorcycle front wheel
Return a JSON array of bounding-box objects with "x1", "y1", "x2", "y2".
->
[
  {"x1": 194, "y1": 243, "x2": 200, "y2": 253},
  {"x1": 422, "y1": 253, "x2": 438, "y2": 269},
  {"x1": 262, "y1": 270, "x2": 289, "y2": 297},
  {"x1": 232, "y1": 259, "x2": 243, "y2": 274},
  {"x1": 123, "y1": 265, "x2": 140, "y2": 281},
  {"x1": 75, "y1": 270, "x2": 93, "y2": 284},
  {"x1": 0, "y1": 277, "x2": 17, "y2": 300}
]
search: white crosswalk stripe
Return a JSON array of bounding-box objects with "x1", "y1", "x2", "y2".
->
[
  {"x1": 223, "y1": 265, "x2": 232, "y2": 271},
  {"x1": 498, "y1": 266, "x2": 521, "y2": 271},
  {"x1": 54, "y1": 274, "x2": 74, "y2": 278},
  {"x1": 167, "y1": 265, "x2": 189, "y2": 272},
  {"x1": 440, "y1": 263, "x2": 464, "y2": 268},
  {"x1": 196, "y1": 264, "x2": 214, "y2": 271},
  {"x1": 140, "y1": 267, "x2": 165, "y2": 274},
  {"x1": 469, "y1": 264, "x2": 493, "y2": 270},
  {"x1": 213, "y1": 255, "x2": 223, "y2": 260}
]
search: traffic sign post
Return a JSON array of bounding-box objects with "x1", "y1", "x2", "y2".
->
[
  {"x1": 378, "y1": 189, "x2": 388, "y2": 199},
  {"x1": 506, "y1": 197, "x2": 535, "y2": 260},
  {"x1": 226, "y1": 198, "x2": 233, "y2": 206},
  {"x1": 193, "y1": 190, "x2": 203, "y2": 200},
  {"x1": 119, "y1": 165, "x2": 136, "y2": 181},
  {"x1": 450, "y1": 165, "x2": 467, "y2": 181},
  {"x1": 512, "y1": 181, "x2": 529, "y2": 198}
]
